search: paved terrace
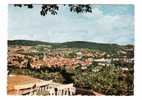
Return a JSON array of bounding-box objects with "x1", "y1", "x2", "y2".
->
[{"x1": 7, "y1": 75, "x2": 76, "y2": 96}]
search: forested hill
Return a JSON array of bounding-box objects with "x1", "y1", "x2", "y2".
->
[{"x1": 8, "y1": 40, "x2": 132, "y2": 54}]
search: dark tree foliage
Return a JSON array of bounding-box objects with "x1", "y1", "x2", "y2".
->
[
  {"x1": 69, "y1": 4, "x2": 92, "y2": 13},
  {"x1": 14, "y1": 4, "x2": 93, "y2": 16},
  {"x1": 14, "y1": 4, "x2": 33, "y2": 8},
  {"x1": 40, "y1": 4, "x2": 59, "y2": 16}
]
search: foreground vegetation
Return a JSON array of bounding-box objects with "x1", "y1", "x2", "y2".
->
[{"x1": 8, "y1": 62, "x2": 134, "y2": 95}]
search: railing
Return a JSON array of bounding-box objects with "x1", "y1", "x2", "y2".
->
[
  {"x1": 16, "y1": 83, "x2": 76, "y2": 96},
  {"x1": 76, "y1": 88, "x2": 103, "y2": 96}
]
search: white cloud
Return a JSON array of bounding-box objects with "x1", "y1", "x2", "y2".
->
[{"x1": 8, "y1": 5, "x2": 134, "y2": 45}]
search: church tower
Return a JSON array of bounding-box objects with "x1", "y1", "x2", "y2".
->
[{"x1": 43, "y1": 53, "x2": 47, "y2": 61}]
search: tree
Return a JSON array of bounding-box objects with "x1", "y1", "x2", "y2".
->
[
  {"x1": 14, "y1": 4, "x2": 93, "y2": 16},
  {"x1": 72, "y1": 65, "x2": 133, "y2": 95}
]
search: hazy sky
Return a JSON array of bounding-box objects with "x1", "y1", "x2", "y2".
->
[{"x1": 8, "y1": 4, "x2": 134, "y2": 45}]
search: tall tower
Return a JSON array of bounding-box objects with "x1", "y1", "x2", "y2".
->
[{"x1": 43, "y1": 53, "x2": 47, "y2": 61}]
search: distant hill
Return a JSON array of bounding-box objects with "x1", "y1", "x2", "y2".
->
[
  {"x1": 8, "y1": 40, "x2": 51, "y2": 46},
  {"x1": 8, "y1": 40, "x2": 132, "y2": 54}
]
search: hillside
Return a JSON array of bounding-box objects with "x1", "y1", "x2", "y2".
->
[{"x1": 8, "y1": 40, "x2": 129, "y2": 54}]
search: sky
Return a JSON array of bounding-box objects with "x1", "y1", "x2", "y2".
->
[{"x1": 8, "y1": 4, "x2": 134, "y2": 45}]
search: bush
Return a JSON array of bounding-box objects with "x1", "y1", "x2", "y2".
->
[{"x1": 72, "y1": 65, "x2": 134, "y2": 95}]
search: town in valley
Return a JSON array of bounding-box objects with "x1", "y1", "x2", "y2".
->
[
  {"x1": 8, "y1": 4, "x2": 134, "y2": 96},
  {"x1": 8, "y1": 40, "x2": 134, "y2": 96}
]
